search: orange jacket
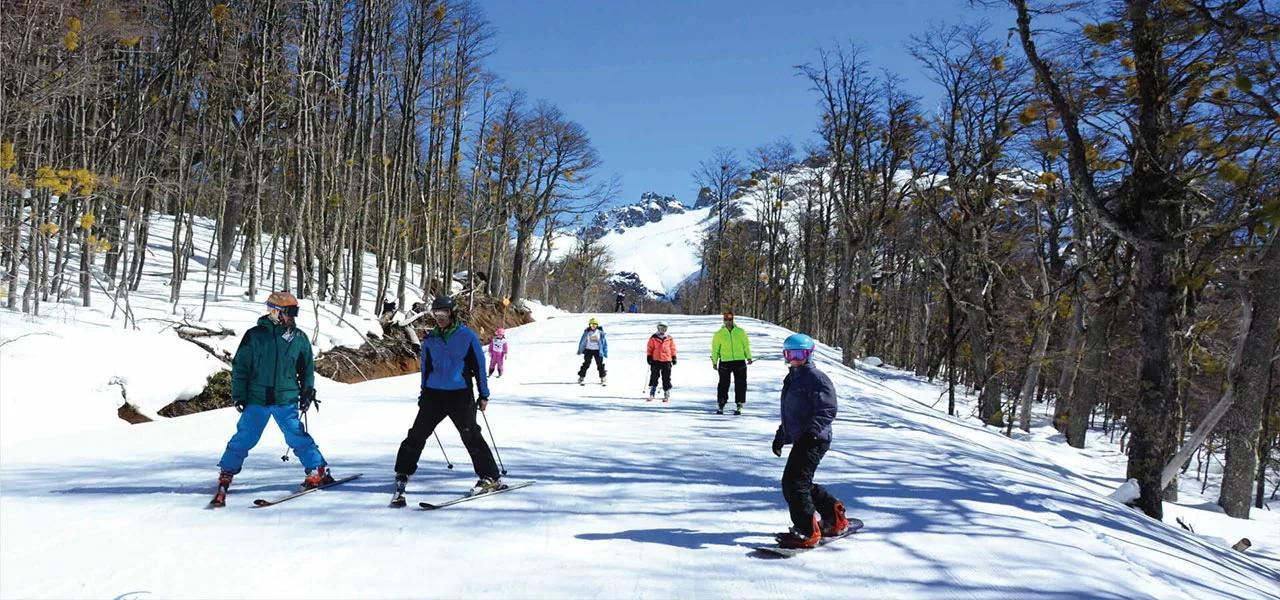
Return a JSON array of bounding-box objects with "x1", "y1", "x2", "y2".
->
[{"x1": 647, "y1": 334, "x2": 677, "y2": 362}]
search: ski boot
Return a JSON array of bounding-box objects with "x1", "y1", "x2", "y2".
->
[
  {"x1": 578, "y1": 376, "x2": 585, "y2": 385},
  {"x1": 390, "y1": 473, "x2": 409, "y2": 508},
  {"x1": 734, "y1": 403, "x2": 744, "y2": 416},
  {"x1": 716, "y1": 404, "x2": 725, "y2": 415},
  {"x1": 821, "y1": 502, "x2": 850, "y2": 537},
  {"x1": 470, "y1": 476, "x2": 504, "y2": 496},
  {"x1": 301, "y1": 465, "x2": 335, "y2": 490},
  {"x1": 776, "y1": 516, "x2": 821, "y2": 549},
  {"x1": 601, "y1": 375, "x2": 607, "y2": 386},
  {"x1": 208, "y1": 470, "x2": 234, "y2": 508},
  {"x1": 663, "y1": 390, "x2": 670, "y2": 403}
]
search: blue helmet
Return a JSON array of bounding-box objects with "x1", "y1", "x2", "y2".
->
[{"x1": 783, "y1": 333, "x2": 815, "y2": 351}]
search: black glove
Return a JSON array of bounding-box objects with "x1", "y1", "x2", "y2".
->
[
  {"x1": 671, "y1": 357, "x2": 677, "y2": 366},
  {"x1": 772, "y1": 432, "x2": 785, "y2": 457},
  {"x1": 234, "y1": 400, "x2": 247, "y2": 413},
  {"x1": 476, "y1": 396, "x2": 489, "y2": 411},
  {"x1": 299, "y1": 388, "x2": 319, "y2": 414},
  {"x1": 647, "y1": 356, "x2": 654, "y2": 365}
]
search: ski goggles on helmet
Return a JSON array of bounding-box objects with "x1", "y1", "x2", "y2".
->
[
  {"x1": 783, "y1": 348, "x2": 813, "y2": 363},
  {"x1": 267, "y1": 303, "x2": 299, "y2": 318}
]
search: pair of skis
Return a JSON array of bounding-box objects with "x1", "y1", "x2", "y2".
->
[
  {"x1": 392, "y1": 480, "x2": 536, "y2": 509},
  {"x1": 206, "y1": 473, "x2": 363, "y2": 509}
]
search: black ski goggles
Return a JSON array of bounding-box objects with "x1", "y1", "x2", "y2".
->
[{"x1": 268, "y1": 303, "x2": 299, "y2": 318}]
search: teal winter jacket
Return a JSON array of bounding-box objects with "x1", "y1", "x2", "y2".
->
[{"x1": 230, "y1": 316, "x2": 315, "y2": 406}]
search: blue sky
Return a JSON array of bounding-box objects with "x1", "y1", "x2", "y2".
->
[{"x1": 480, "y1": 1, "x2": 1001, "y2": 210}]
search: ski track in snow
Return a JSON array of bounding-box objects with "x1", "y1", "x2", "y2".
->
[{"x1": 1, "y1": 313, "x2": 1278, "y2": 599}]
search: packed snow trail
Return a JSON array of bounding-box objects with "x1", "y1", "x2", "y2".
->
[{"x1": 1, "y1": 314, "x2": 1277, "y2": 599}]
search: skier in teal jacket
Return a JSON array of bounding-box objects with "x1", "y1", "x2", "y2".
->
[{"x1": 215, "y1": 292, "x2": 332, "y2": 502}]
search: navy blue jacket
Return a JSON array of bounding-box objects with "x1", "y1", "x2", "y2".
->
[
  {"x1": 420, "y1": 322, "x2": 490, "y2": 399},
  {"x1": 775, "y1": 363, "x2": 838, "y2": 444}
]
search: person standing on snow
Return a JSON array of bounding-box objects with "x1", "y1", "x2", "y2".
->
[
  {"x1": 214, "y1": 291, "x2": 332, "y2": 504},
  {"x1": 615, "y1": 292, "x2": 626, "y2": 313},
  {"x1": 711, "y1": 311, "x2": 753, "y2": 414},
  {"x1": 392, "y1": 296, "x2": 502, "y2": 505},
  {"x1": 488, "y1": 328, "x2": 510, "y2": 378},
  {"x1": 646, "y1": 321, "x2": 677, "y2": 402},
  {"x1": 771, "y1": 333, "x2": 849, "y2": 549},
  {"x1": 576, "y1": 318, "x2": 608, "y2": 385}
]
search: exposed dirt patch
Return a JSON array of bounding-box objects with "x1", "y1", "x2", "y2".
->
[
  {"x1": 118, "y1": 403, "x2": 153, "y2": 424},
  {"x1": 159, "y1": 370, "x2": 234, "y2": 417},
  {"x1": 315, "y1": 294, "x2": 533, "y2": 384}
]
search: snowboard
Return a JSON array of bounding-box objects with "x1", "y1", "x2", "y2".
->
[{"x1": 754, "y1": 517, "x2": 864, "y2": 557}]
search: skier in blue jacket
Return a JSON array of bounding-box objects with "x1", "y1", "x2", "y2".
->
[
  {"x1": 576, "y1": 318, "x2": 608, "y2": 385},
  {"x1": 393, "y1": 296, "x2": 501, "y2": 502},
  {"x1": 771, "y1": 333, "x2": 849, "y2": 549}
]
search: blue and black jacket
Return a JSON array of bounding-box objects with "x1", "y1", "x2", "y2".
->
[{"x1": 420, "y1": 322, "x2": 490, "y2": 399}]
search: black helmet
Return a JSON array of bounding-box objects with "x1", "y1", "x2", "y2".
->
[{"x1": 431, "y1": 296, "x2": 457, "y2": 311}]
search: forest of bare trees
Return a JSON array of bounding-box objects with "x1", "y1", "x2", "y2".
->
[
  {"x1": 678, "y1": 1, "x2": 1278, "y2": 521},
  {"x1": 0, "y1": 0, "x2": 608, "y2": 326}
]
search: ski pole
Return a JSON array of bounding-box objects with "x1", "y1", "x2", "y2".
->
[
  {"x1": 479, "y1": 409, "x2": 507, "y2": 475},
  {"x1": 434, "y1": 432, "x2": 454, "y2": 469}
]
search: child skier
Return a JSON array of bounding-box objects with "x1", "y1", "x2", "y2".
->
[
  {"x1": 771, "y1": 333, "x2": 849, "y2": 549},
  {"x1": 576, "y1": 318, "x2": 608, "y2": 385},
  {"x1": 488, "y1": 328, "x2": 509, "y2": 378},
  {"x1": 646, "y1": 321, "x2": 677, "y2": 402},
  {"x1": 212, "y1": 291, "x2": 333, "y2": 506}
]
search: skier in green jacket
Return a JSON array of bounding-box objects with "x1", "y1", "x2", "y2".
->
[
  {"x1": 711, "y1": 311, "x2": 754, "y2": 415},
  {"x1": 213, "y1": 292, "x2": 332, "y2": 504}
]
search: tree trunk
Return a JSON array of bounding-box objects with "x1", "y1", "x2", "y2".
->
[{"x1": 1217, "y1": 236, "x2": 1280, "y2": 518}]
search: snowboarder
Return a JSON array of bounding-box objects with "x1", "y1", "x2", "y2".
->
[
  {"x1": 771, "y1": 333, "x2": 848, "y2": 549},
  {"x1": 393, "y1": 296, "x2": 502, "y2": 501},
  {"x1": 615, "y1": 292, "x2": 626, "y2": 313},
  {"x1": 488, "y1": 328, "x2": 509, "y2": 378},
  {"x1": 576, "y1": 318, "x2": 608, "y2": 385},
  {"x1": 711, "y1": 311, "x2": 753, "y2": 414},
  {"x1": 215, "y1": 291, "x2": 332, "y2": 502},
  {"x1": 646, "y1": 321, "x2": 677, "y2": 402}
]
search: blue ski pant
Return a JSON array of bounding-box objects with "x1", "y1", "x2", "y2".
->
[{"x1": 219, "y1": 404, "x2": 326, "y2": 474}]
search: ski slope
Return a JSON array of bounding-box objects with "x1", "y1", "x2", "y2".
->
[{"x1": 1, "y1": 314, "x2": 1277, "y2": 599}]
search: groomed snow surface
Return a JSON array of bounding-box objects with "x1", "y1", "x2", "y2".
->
[{"x1": 2, "y1": 310, "x2": 1279, "y2": 599}]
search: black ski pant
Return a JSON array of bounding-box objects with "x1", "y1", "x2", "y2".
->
[
  {"x1": 648, "y1": 361, "x2": 672, "y2": 391},
  {"x1": 395, "y1": 388, "x2": 499, "y2": 480},
  {"x1": 578, "y1": 349, "x2": 606, "y2": 379},
  {"x1": 782, "y1": 436, "x2": 840, "y2": 535},
  {"x1": 615, "y1": 301, "x2": 625, "y2": 313},
  {"x1": 716, "y1": 360, "x2": 748, "y2": 407}
]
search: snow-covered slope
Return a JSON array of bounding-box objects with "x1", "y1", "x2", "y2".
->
[
  {"x1": 1, "y1": 314, "x2": 1276, "y2": 599},
  {"x1": 0, "y1": 212, "x2": 422, "y2": 443}
]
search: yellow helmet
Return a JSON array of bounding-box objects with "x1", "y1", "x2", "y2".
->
[{"x1": 588, "y1": 318, "x2": 599, "y2": 326}]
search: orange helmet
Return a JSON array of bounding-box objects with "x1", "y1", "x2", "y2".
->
[{"x1": 266, "y1": 291, "x2": 299, "y2": 319}]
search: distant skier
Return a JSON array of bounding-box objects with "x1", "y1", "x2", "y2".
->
[
  {"x1": 771, "y1": 333, "x2": 848, "y2": 549},
  {"x1": 576, "y1": 318, "x2": 608, "y2": 385},
  {"x1": 711, "y1": 311, "x2": 753, "y2": 414},
  {"x1": 214, "y1": 291, "x2": 332, "y2": 504},
  {"x1": 392, "y1": 296, "x2": 502, "y2": 505},
  {"x1": 628, "y1": 303, "x2": 639, "y2": 313},
  {"x1": 615, "y1": 292, "x2": 626, "y2": 313},
  {"x1": 488, "y1": 328, "x2": 509, "y2": 378},
  {"x1": 646, "y1": 321, "x2": 677, "y2": 402}
]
